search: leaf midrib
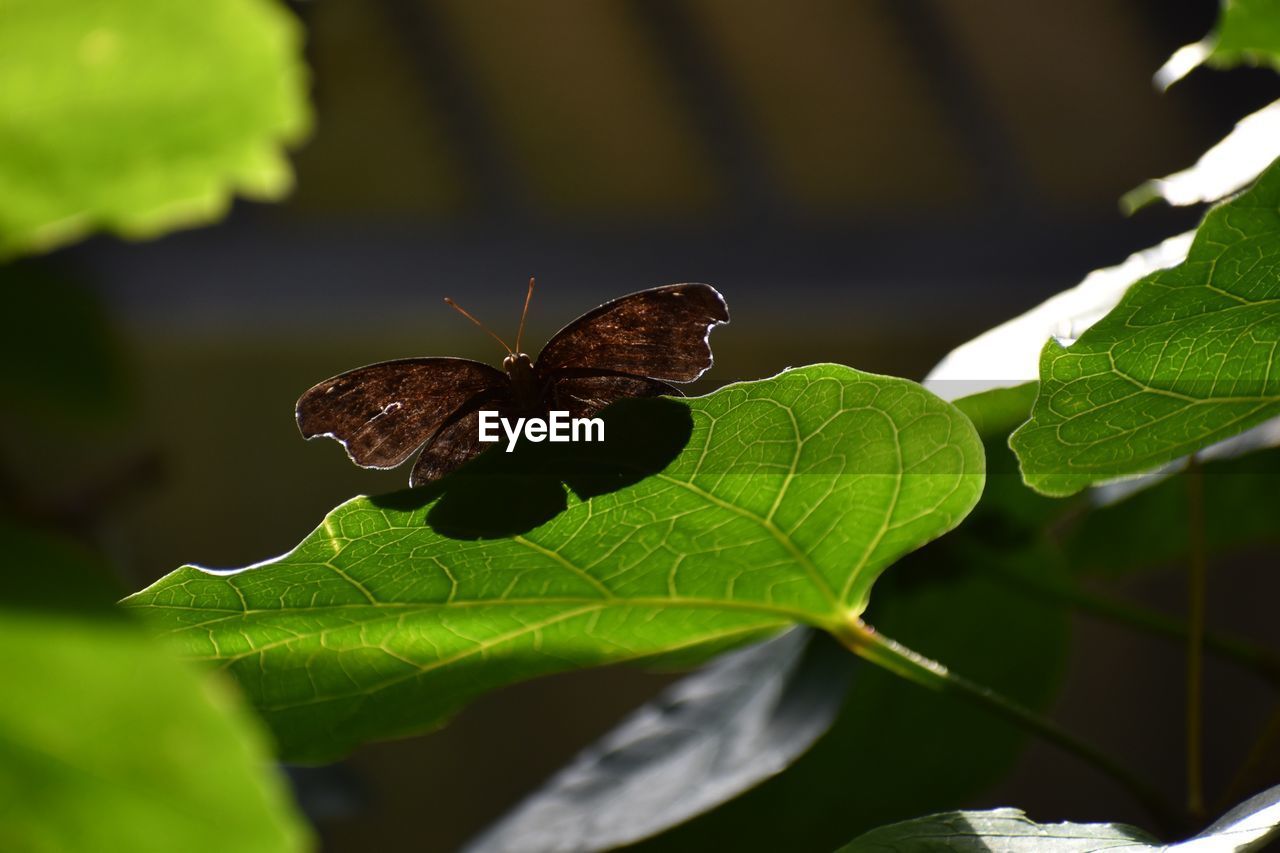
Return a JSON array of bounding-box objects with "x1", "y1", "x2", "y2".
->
[{"x1": 150, "y1": 593, "x2": 827, "y2": 636}]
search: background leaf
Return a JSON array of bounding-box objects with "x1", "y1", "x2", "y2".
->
[
  {"x1": 0, "y1": 0, "x2": 310, "y2": 256},
  {"x1": 125, "y1": 365, "x2": 984, "y2": 761},
  {"x1": 1011, "y1": 158, "x2": 1280, "y2": 496},
  {"x1": 1204, "y1": 0, "x2": 1280, "y2": 71},
  {"x1": 835, "y1": 808, "x2": 1157, "y2": 852},
  {"x1": 464, "y1": 629, "x2": 850, "y2": 853},
  {"x1": 0, "y1": 524, "x2": 309, "y2": 853},
  {"x1": 836, "y1": 782, "x2": 1280, "y2": 852},
  {"x1": 1158, "y1": 0, "x2": 1280, "y2": 87}
]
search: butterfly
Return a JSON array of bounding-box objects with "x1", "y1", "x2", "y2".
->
[{"x1": 296, "y1": 280, "x2": 729, "y2": 486}]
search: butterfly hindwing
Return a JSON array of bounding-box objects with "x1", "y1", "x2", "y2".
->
[
  {"x1": 534, "y1": 283, "x2": 728, "y2": 383},
  {"x1": 409, "y1": 405, "x2": 495, "y2": 486},
  {"x1": 296, "y1": 357, "x2": 506, "y2": 469},
  {"x1": 550, "y1": 373, "x2": 679, "y2": 420}
]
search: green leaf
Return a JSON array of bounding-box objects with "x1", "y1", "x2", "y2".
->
[
  {"x1": 953, "y1": 383, "x2": 1040, "y2": 441},
  {"x1": 1157, "y1": 0, "x2": 1280, "y2": 87},
  {"x1": 1210, "y1": 0, "x2": 1280, "y2": 67},
  {"x1": 836, "y1": 782, "x2": 1280, "y2": 852},
  {"x1": 1010, "y1": 158, "x2": 1280, "y2": 496},
  {"x1": 0, "y1": 524, "x2": 309, "y2": 853},
  {"x1": 125, "y1": 364, "x2": 985, "y2": 761},
  {"x1": 957, "y1": 385, "x2": 1078, "y2": 533},
  {"x1": 0, "y1": 0, "x2": 310, "y2": 257}
]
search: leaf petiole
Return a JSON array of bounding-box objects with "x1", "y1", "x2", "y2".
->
[{"x1": 834, "y1": 617, "x2": 1184, "y2": 835}]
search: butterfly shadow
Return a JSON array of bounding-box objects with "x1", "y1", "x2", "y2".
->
[{"x1": 370, "y1": 397, "x2": 695, "y2": 539}]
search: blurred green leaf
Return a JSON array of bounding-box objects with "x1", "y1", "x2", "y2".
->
[
  {"x1": 0, "y1": 0, "x2": 310, "y2": 256},
  {"x1": 125, "y1": 365, "x2": 984, "y2": 761},
  {"x1": 1211, "y1": 0, "x2": 1280, "y2": 69},
  {"x1": 1158, "y1": 0, "x2": 1280, "y2": 87},
  {"x1": 1011, "y1": 158, "x2": 1280, "y2": 496},
  {"x1": 0, "y1": 523, "x2": 310, "y2": 853}
]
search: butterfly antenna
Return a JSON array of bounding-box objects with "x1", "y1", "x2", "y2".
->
[
  {"x1": 444, "y1": 297, "x2": 514, "y2": 355},
  {"x1": 514, "y1": 276, "x2": 535, "y2": 354}
]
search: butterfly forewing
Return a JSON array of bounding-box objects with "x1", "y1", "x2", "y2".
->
[
  {"x1": 534, "y1": 284, "x2": 728, "y2": 383},
  {"x1": 296, "y1": 357, "x2": 506, "y2": 469}
]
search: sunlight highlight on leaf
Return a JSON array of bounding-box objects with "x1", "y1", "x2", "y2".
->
[{"x1": 1123, "y1": 100, "x2": 1280, "y2": 212}]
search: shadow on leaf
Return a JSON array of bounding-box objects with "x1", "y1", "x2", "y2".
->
[{"x1": 371, "y1": 397, "x2": 694, "y2": 539}]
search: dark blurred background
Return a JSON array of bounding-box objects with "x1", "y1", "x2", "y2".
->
[{"x1": 9, "y1": 1, "x2": 1280, "y2": 849}]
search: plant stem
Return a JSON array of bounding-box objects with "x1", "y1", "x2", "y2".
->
[
  {"x1": 1186, "y1": 454, "x2": 1207, "y2": 819},
  {"x1": 1218, "y1": 701, "x2": 1280, "y2": 813},
  {"x1": 834, "y1": 617, "x2": 1184, "y2": 834},
  {"x1": 991, "y1": 565, "x2": 1280, "y2": 688}
]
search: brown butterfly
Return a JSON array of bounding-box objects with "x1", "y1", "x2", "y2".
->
[{"x1": 296, "y1": 280, "x2": 729, "y2": 485}]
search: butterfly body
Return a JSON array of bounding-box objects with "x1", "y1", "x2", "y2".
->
[
  {"x1": 297, "y1": 283, "x2": 728, "y2": 485},
  {"x1": 502, "y1": 352, "x2": 541, "y2": 414}
]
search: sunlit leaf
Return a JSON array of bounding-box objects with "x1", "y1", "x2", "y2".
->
[
  {"x1": 0, "y1": 0, "x2": 310, "y2": 256},
  {"x1": 125, "y1": 365, "x2": 984, "y2": 761},
  {"x1": 1011, "y1": 158, "x2": 1280, "y2": 496},
  {"x1": 0, "y1": 524, "x2": 309, "y2": 853}
]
